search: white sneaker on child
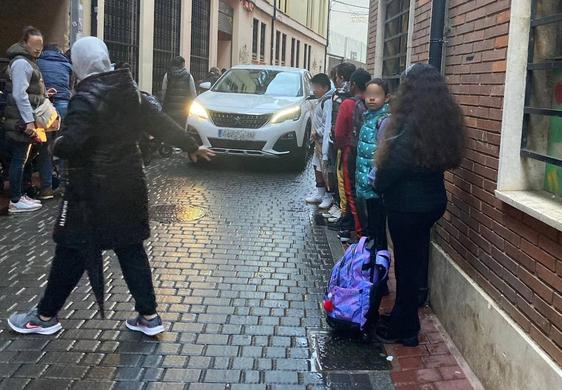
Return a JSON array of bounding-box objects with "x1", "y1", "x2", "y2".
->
[
  {"x1": 318, "y1": 194, "x2": 333, "y2": 209},
  {"x1": 322, "y1": 204, "x2": 339, "y2": 218},
  {"x1": 305, "y1": 187, "x2": 326, "y2": 204}
]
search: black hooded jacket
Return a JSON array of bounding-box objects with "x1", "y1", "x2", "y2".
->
[{"x1": 53, "y1": 69, "x2": 199, "y2": 249}]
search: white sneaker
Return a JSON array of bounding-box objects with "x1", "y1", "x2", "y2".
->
[
  {"x1": 9, "y1": 200, "x2": 42, "y2": 214},
  {"x1": 322, "y1": 204, "x2": 339, "y2": 218},
  {"x1": 319, "y1": 194, "x2": 333, "y2": 209},
  {"x1": 328, "y1": 208, "x2": 342, "y2": 222},
  {"x1": 22, "y1": 195, "x2": 41, "y2": 205},
  {"x1": 305, "y1": 188, "x2": 325, "y2": 204}
]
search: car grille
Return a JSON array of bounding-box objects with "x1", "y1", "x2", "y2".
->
[
  {"x1": 209, "y1": 111, "x2": 271, "y2": 129},
  {"x1": 208, "y1": 138, "x2": 266, "y2": 151}
]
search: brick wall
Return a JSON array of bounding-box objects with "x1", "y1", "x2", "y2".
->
[
  {"x1": 366, "y1": 0, "x2": 562, "y2": 365},
  {"x1": 410, "y1": 0, "x2": 431, "y2": 63},
  {"x1": 367, "y1": 0, "x2": 378, "y2": 73},
  {"x1": 437, "y1": 0, "x2": 562, "y2": 365}
]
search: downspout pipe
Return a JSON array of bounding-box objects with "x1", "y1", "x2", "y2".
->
[{"x1": 428, "y1": 0, "x2": 446, "y2": 71}]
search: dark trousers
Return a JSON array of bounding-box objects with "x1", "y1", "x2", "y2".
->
[
  {"x1": 386, "y1": 207, "x2": 445, "y2": 335},
  {"x1": 38, "y1": 243, "x2": 157, "y2": 317},
  {"x1": 359, "y1": 198, "x2": 388, "y2": 250},
  {"x1": 8, "y1": 142, "x2": 32, "y2": 202}
]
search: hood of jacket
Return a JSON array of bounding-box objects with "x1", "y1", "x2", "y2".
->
[
  {"x1": 168, "y1": 66, "x2": 190, "y2": 79},
  {"x1": 6, "y1": 42, "x2": 34, "y2": 61},
  {"x1": 71, "y1": 37, "x2": 112, "y2": 82},
  {"x1": 39, "y1": 49, "x2": 70, "y2": 63}
]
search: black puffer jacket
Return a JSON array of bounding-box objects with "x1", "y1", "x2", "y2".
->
[
  {"x1": 53, "y1": 69, "x2": 199, "y2": 249},
  {"x1": 374, "y1": 129, "x2": 448, "y2": 213},
  {"x1": 163, "y1": 66, "x2": 195, "y2": 125}
]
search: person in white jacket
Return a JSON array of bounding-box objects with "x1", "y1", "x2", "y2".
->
[{"x1": 305, "y1": 73, "x2": 335, "y2": 210}]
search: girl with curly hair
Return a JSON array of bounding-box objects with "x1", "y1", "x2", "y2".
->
[{"x1": 373, "y1": 63, "x2": 466, "y2": 346}]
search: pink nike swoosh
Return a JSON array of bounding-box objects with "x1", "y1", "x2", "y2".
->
[{"x1": 25, "y1": 322, "x2": 40, "y2": 329}]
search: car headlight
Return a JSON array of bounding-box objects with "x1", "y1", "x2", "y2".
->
[
  {"x1": 189, "y1": 101, "x2": 208, "y2": 119},
  {"x1": 271, "y1": 106, "x2": 301, "y2": 124}
]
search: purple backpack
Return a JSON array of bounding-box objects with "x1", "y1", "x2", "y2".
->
[{"x1": 323, "y1": 237, "x2": 390, "y2": 332}]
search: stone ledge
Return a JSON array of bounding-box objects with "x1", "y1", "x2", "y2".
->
[{"x1": 495, "y1": 190, "x2": 562, "y2": 232}]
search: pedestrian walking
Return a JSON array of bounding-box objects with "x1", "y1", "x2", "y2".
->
[
  {"x1": 36, "y1": 43, "x2": 73, "y2": 200},
  {"x1": 334, "y1": 68, "x2": 371, "y2": 242},
  {"x1": 7, "y1": 37, "x2": 215, "y2": 337},
  {"x1": 355, "y1": 79, "x2": 390, "y2": 249},
  {"x1": 161, "y1": 56, "x2": 197, "y2": 126},
  {"x1": 373, "y1": 63, "x2": 466, "y2": 346},
  {"x1": 305, "y1": 73, "x2": 335, "y2": 209},
  {"x1": 3, "y1": 26, "x2": 51, "y2": 214}
]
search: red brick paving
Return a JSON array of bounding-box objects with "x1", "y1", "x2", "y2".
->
[{"x1": 381, "y1": 270, "x2": 478, "y2": 390}]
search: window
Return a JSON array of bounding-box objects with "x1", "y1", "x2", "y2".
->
[
  {"x1": 275, "y1": 30, "x2": 281, "y2": 65},
  {"x1": 303, "y1": 44, "x2": 308, "y2": 70},
  {"x1": 190, "y1": 0, "x2": 211, "y2": 82},
  {"x1": 296, "y1": 40, "x2": 301, "y2": 68},
  {"x1": 104, "y1": 0, "x2": 140, "y2": 78},
  {"x1": 252, "y1": 18, "x2": 259, "y2": 62},
  {"x1": 382, "y1": 0, "x2": 410, "y2": 92},
  {"x1": 213, "y1": 69, "x2": 303, "y2": 97},
  {"x1": 522, "y1": 0, "x2": 562, "y2": 197},
  {"x1": 281, "y1": 34, "x2": 287, "y2": 66},
  {"x1": 495, "y1": 0, "x2": 562, "y2": 231},
  {"x1": 307, "y1": 44, "x2": 312, "y2": 70},
  {"x1": 260, "y1": 22, "x2": 267, "y2": 63},
  {"x1": 291, "y1": 38, "x2": 296, "y2": 67},
  {"x1": 153, "y1": 0, "x2": 181, "y2": 95}
]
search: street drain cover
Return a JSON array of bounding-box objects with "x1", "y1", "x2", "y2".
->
[
  {"x1": 150, "y1": 204, "x2": 206, "y2": 223},
  {"x1": 309, "y1": 331, "x2": 391, "y2": 371}
]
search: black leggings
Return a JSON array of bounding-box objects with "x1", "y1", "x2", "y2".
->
[
  {"x1": 386, "y1": 207, "x2": 445, "y2": 335},
  {"x1": 38, "y1": 243, "x2": 157, "y2": 317}
]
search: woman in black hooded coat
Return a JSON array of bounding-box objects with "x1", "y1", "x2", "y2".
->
[{"x1": 8, "y1": 37, "x2": 214, "y2": 337}]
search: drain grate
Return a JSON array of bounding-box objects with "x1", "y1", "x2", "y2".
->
[
  {"x1": 309, "y1": 330, "x2": 391, "y2": 371},
  {"x1": 149, "y1": 204, "x2": 206, "y2": 223}
]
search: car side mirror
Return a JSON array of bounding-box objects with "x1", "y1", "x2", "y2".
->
[
  {"x1": 306, "y1": 95, "x2": 318, "y2": 101},
  {"x1": 199, "y1": 82, "x2": 212, "y2": 91}
]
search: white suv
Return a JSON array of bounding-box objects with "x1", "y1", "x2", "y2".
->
[{"x1": 187, "y1": 65, "x2": 316, "y2": 170}]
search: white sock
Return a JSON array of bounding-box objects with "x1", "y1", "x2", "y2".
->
[{"x1": 317, "y1": 187, "x2": 326, "y2": 197}]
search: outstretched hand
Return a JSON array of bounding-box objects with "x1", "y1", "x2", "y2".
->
[{"x1": 189, "y1": 146, "x2": 216, "y2": 163}]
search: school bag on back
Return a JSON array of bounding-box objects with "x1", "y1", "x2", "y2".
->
[{"x1": 323, "y1": 237, "x2": 390, "y2": 334}]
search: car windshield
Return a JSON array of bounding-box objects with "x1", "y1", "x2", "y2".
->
[{"x1": 212, "y1": 69, "x2": 303, "y2": 97}]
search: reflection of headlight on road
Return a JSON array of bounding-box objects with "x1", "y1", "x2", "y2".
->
[
  {"x1": 271, "y1": 106, "x2": 301, "y2": 124},
  {"x1": 189, "y1": 101, "x2": 209, "y2": 119}
]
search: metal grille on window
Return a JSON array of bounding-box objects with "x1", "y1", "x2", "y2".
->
[
  {"x1": 275, "y1": 31, "x2": 281, "y2": 65},
  {"x1": 522, "y1": 0, "x2": 562, "y2": 196},
  {"x1": 291, "y1": 38, "x2": 296, "y2": 67},
  {"x1": 104, "y1": 0, "x2": 140, "y2": 79},
  {"x1": 260, "y1": 22, "x2": 267, "y2": 63},
  {"x1": 153, "y1": 0, "x2": 181, "y2": 96},
  {"x1": 382, "y1": 0, "x2": 409, "y2": 92},
  {"x1": 281, "y1": 34, "x2": 287, "y2": 66},
  {"x1": 191, "y1": 0, "x2": 211, "y2": 82},
  {"x1": 252, "y1": 19, "x2": 259, "y2": 62}
]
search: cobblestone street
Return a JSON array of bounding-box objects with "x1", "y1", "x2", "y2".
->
[{"x1": 0, "y1": 155, "x2": 396, "y2": 389}]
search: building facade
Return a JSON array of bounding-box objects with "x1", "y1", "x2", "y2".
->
[
  {"x1": 367, "y1": 0, "x2": 562, "y2": 388},
  {"x1": 1, "y1": 0, "x2": 328, "y2": 95}
]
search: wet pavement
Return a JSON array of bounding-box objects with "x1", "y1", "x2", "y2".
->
[{"x1": 0, "y1": 155, "x2": 394, "y2": 389}]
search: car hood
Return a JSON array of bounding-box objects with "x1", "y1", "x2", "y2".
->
[{"x1": 196, "y1": 92, "x2": 303, "y2": 114}]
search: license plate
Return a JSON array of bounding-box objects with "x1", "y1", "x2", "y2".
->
[{"x1": 218, "y1": 129, "x2": 256, "y2": 140}]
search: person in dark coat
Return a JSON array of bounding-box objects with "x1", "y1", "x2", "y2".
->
[
  {"x1": 8, "y1": 37, "x2": 215, "y2": 337},
  {"x1": 373, "y1": 64, "x2": 466, "y2": 347},
  {"x1": 36, "y1": 43, "x2": 73, "y2": 200},
  {"x1": 161, "y1": 56, "x2": 196, "y2": 126}
]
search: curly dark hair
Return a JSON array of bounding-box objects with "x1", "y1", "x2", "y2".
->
[{"x1": 376, "y1": 63, "x2": 466, "y2": 171}]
